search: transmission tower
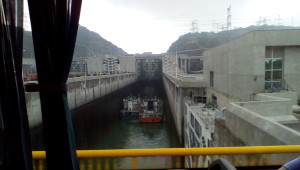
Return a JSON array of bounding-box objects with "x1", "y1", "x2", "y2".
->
[
  {"x1": 256, "y1": 17, "x2": 262, "y2": 25},
  {"x1": 262, "y1": 17, "x2": 269, "y2": 26},
  {"x1": 256, "y1": 17, "x2": 270, "y2": 26},
  {"x1": 191, "y1": 20, "x2": 199, "y2": 33},
  {"x1": 277, "y1": 15, "x2": 281, "y2": 26},
  {"x1": 212, "y1": 23, "x2": 220, "y2": 32},
  {"x1": 227, "y1": 5, "x2": 231, "y2": 30}
]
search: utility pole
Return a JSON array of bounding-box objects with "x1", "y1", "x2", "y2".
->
[{"x1": 227, "y1": 5, "x2": 231, "y2": 31}]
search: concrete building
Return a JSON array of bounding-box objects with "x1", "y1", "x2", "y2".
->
[
  {"x1": 203, "y1": 30, "x2": 300, "y2": 108},
  {"x1": 119, "y1": 56, "x2": 136, "y2": 73},
  {"x1": 86, "y1": 56, "x2": 104, "y2": 75},
  {"x1": 135, "y1": 54, "x2": 163, "y2": 80},
  {"x1": 103, "y1": 56, "x2": 119, "y2": 74},
  {"x1": 70, "y1": 57, "x2": 86, "y2": 74},
  {"x1": 75, "y1": 55, "x2": 137, "y2": 76}
]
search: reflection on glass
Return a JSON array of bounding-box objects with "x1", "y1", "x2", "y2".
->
[
  {"x1": 273, "y1": 71, "x2": 282, "y2": 80},
  {"x1": 265, "y1": 82, "x2": 271, "y2": 89},
  {"x1": 265, "y1": 81, "x2": 282, "y2": 89},
  {"x1": 265, "y1": 59, "x2": 272, "y2": 70},
  {"x1": 272, "y1": 82, "x2": 282, "y2": 88},
  {"x1": 273, "y1": 58, "x2": 283, "y2": 69}
]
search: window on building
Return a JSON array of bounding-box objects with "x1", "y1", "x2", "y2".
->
[
  {"x1": 195, "y1": 120, "x2": 201, "y2": 138},
  {"x1": 193, "y1": 96, "x2": 207, "y2": 103},
  {"x1": 190, "y1": 113, "x2": 195, "y2": 128},
  {"x1": 210, "y1": 71, "x2": 214, "y2": 87},
  {"x1": 190, "y1": 130, "x2": 194, "y2": 147},
  {"x1": 195, "y1": 120, "x2": 202, "y2": 138},
  {"x1": 265, "y1": 47, "x2": 284, "y2": 90}
]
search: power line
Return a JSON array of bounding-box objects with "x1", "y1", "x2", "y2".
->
[{"x1": 153, "y1": 11, "x2": 227, "y2": 19}]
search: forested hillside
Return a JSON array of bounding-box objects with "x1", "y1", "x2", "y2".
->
[
  {"x1": 168, "y1": 25, "x2": 299, "y2": 56},
  {"x1": 23, "y1": 26, "x2": 127, "y2": 59}
]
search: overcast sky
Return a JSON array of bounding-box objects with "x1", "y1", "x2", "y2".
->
[{"x1": 25, "y1": 0, "x2": 300, "y2": 54}]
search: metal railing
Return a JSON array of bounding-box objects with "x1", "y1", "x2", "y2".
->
[
  {"x1": 32, "y1": 145, "x2": 300, "y2": 170},
  {"x1": 282, "y1": 79, "x2": 295, "y2": 92}
]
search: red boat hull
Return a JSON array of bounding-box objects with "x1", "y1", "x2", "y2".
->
[{"x1": 139, "y1": 117, "x2": 162, "y2": 123}]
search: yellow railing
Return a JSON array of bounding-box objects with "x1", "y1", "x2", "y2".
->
[{"x1": 32, "y1": 145, "x2": 300, "y2": 170}]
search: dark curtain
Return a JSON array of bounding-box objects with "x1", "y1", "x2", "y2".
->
[
  {"x1": 27, "y1": 0, "x2": 82, "y2": 170},
  {"x1": 0, "y1": 0, "x2": 33, "y2": 170}
]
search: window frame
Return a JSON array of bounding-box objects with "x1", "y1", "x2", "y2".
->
[{"x1": 265, "y1": 47, "x2": 284, "y2": 90}]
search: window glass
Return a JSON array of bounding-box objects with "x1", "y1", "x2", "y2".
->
[
  {"x1": 273, "y1": 71, "x2": 282, "y2": 80},
  {"x1": 265, "y1": 71, "x2": 271, "y2": 80},
  {"x1": 265, "y1": 82, "x2": 271, "y2": 89}
]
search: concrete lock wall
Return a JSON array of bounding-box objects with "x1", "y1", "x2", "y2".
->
[
  {"x1": 242, "y1": 95, "x2": 293, "y2": 117},
  {"x1": 163, "y1": 75, "x2": 184, "y2": 143},
  {"x1": 26, "y1": 74, "x2": 137, "y2": 128},
  {"x1": 225, "y1": 102, "x2": 300, "y2": 146},
  {"x1": 162, "y1": 75, "x2": 208, "y2": 144},
  {"x1": 213, "y1": 119, "x2": 246, "y2": 147},
  {"x1": 258, "y1": 91, "x2": 298, "y2": 105}
]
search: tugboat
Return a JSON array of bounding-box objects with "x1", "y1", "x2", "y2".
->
[
  {"x1": 139, "y1": 97, "x2": 163, "y2": 123},
  {"x1": 120, "y1": 96, "x2": 163, "y2": 122},
  {"x1": 120, "y1": 96, "x2": 141, "y2": 120}
]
